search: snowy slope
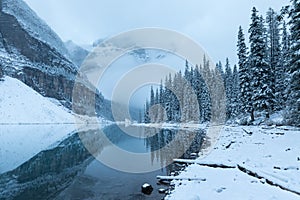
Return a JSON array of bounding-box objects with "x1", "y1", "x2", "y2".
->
[
  {"x1": 0, "y1": 76, "x2": 76, "y2": 124},
  {"x1": 166, "y1": 125, "x2": 300, "y2": 200},
  {"x1": 2, "y1": 0, "x2": 69, "y2": 57},
  {"x1": 64, "y1": 40, "x2": 89, "y2": 67}
]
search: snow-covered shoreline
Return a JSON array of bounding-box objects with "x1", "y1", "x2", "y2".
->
[
  {"x1": 0, "y1": 76, "x2": 113, "y2": 173},
  {"x1": 0, "y1": 76, "x2": 111, "y2": 125},
  {"x1": 165, "y1": 125, "x2": 300, "y2": 200}
]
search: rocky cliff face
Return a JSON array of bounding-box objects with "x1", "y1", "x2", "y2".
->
[
  {"x1": 2, "y1": 0, "x2": 69, "y2": 57},
  {"x1": 0, "y1": 0, "x2": 112, "y2": 119}
]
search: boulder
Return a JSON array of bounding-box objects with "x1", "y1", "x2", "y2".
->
[{"x1": 141, "y1": 183, "x2": 153, "y2": 195}]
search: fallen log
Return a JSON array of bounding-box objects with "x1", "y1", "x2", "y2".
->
[
  {"x1": 241, "y1": 128, "x2": 253, "y2": 135},
  {"x1": 237, "y1": 165, "x2": 300, "y2": 196},
  {"x1": 157, "y1": 175, "x2": 206, "y2": 182},
  {"x1": 173, "y1": 159, "x2": 236, "y2": 169}
]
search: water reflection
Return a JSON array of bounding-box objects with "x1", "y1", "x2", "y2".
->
[
  {"x1": 0, "y1": 125, "x2": 205, "y2": 200},
  {"x1": 144, "y1": 127, "x2": 204, "y2": 175}
]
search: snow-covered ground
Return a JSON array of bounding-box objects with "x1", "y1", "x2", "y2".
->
[
  {"x1": 0, "y1": 76, "x2": 76, "y2": 124},
  {"x1": 165, "y1": 125, "x2": 300, "y2": 200},
  {"x1": 131, "y1": 122, "x2": 208, "y2": 131}
]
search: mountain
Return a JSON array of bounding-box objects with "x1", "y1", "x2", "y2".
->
[
  {"x1": 89, "y1": 37, "x2": 184, "y2": 108},
  {"x1": 2, "y1": 0, "x2": 69, "y2": 57},
  {"x1": 64, "y1": 40, "x2": 89, "y2": 67},
  {"x1": 0, "y1": 0, "x2": 112, "y2": 119}
]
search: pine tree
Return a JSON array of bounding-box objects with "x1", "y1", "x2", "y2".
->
[
  {"x1": 149, "y1": 86, "x2": 155, "y2": 122},
  {"x1": 213, "y1": 63, "x2": 226, "y2": 123},
  {"x1": 154, "y1": 88, "x2": 159, "y2": 122},
  {"x1": 281, "y1": 21, "x2": 291, "y2": 102},
  {"x1": 266, "y1": 8, "x2": 282, "y2": 110},
  {"x1": 192, "y1": 65, "x2": 203, "y2": 122},
  {"x1": 216, "y1": 61, "x2": 225, "y2": 79},
  {"x1": 237, "y1": 26, "x2": 253, "y2": 120},
  {"x1": 232, "y1": 65, "x2": 240, "y2": 117},
  {"x1": 150, "y1": 86, "x2": 155, "y2": 107},
  {"x1": 225, "y1": 58, "x2": 233, "y2": 119},
  {"x1": 164, "y1": 74, "x2": 173, "y2": 122},
  {"x1": 138, "y1": 110, "x2": 142, "y2": 123},
  {"x1": 201, "y1": 56, "x2": 212, "y2": 121},
  {"x1": 158, "y1": 80, "x2": 165, "y2": 122},
  {"x1": 173, "y1": 71, "x2": 183, "y2": 122},
  {"x1": 144, "y1": 100, "x2": 150, "y2": 123},
  {"x1": 286, "y1": 0, "x2": 300, "y2": 126},
  {"x1": 249, "y1": 8, "x2": 273, "y2": 118}
]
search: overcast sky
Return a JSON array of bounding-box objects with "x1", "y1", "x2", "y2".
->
[{"x1": 24, "y1": 0, "x2": 288, "y2": 66}]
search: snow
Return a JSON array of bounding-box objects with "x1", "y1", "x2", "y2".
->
[
  {"x1": 0, "y1": 77, "x2": 112, "y2": 173},
  {"x1": 165, "y1": 125, "x2": 300, "y2": 200},
  {"x1": 131, "y1": 122, "x2": 208, "y2": 131},
  {"x1": 0, "y1": 76, "x2": 76, "y2": 124},
  {"x1": 0, "y1": 76, "x2": 78, "y2": 172},
  {"x1": 142, "y1": 183, "x2": 151, "y2": 188},
  {"x1": 2, "y1": 0, "x2": 69, "y2": 57},
  {"x1": 64, "y1": 40, "x2": 89, "y2": 67}
]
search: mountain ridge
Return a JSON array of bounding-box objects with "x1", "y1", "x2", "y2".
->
[{"x1": 0, "y1": 0, "x2": 113, "y2": 120}]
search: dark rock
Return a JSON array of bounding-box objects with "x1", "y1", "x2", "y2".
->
[
  {"x1": 141, "y1": 183, "x2": 153, "y2": 195},
  {"x1": 273, "y1": 166, "x2": 281, "y2": 170}
]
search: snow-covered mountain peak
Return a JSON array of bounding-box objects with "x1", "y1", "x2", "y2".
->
[
  {"x1": 2, "y1": 0, "x2": 69, "y2": 57},
  {"x1": 64, "y1": 40, "x2": 89, "y2": 67}
]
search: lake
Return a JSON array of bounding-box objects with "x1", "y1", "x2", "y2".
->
[{"x1": 0, "y1": 124, "x2": 205, "y2": 200}]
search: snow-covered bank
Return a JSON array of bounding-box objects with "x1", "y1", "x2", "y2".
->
[
  {"x1": 0, "y1": 76, "x2": 113, "y2": 173},
  {"x1": 131, "y1": 122, "x2": 208, "y2": 131},
  {"x1": 165, "y1": 125, "x2": 300, "y2": 200},
  {"x1": 0, "y1": 76, "x2": 76, "y2": 124}
]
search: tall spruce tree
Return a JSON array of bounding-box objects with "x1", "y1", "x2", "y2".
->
[
  {"x1": 266, "y1": 8, "x2": 282, "y2": 110},
  {"x1": 192, "y1": 65, "x2": 203, "y2": 122},
  {"x1": 237, "y1": 26, "x2": 253, "y2": 120},
  {"x1": 201, "y1": 56, "x2": 212, "y2": 121},
  {"x1": 225, "y1": 58, "x2": 233, "y2": 119},
  {"x1": 287, "y1": 0, "x2": 300, "y2": 126},
  {"x1": 144, "y1": 100, "x2": 150, "y2": 123},
  {"x1": 249, "y1": 8, "x2": 273, "y2": 118},
  {"x1": 232, "y1": 65, "x2": 240, "y2": 117},
  {"x1": 281, "y1": 21, "x2": 291, "y2": 103},
  {"x1": 158, "y1": 80, "x2": 165, "y2": 122}
]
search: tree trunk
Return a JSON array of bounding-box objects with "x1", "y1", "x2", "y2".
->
[{"x1": 250, "y1": 108, "x2": 255, "y2": 122}]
